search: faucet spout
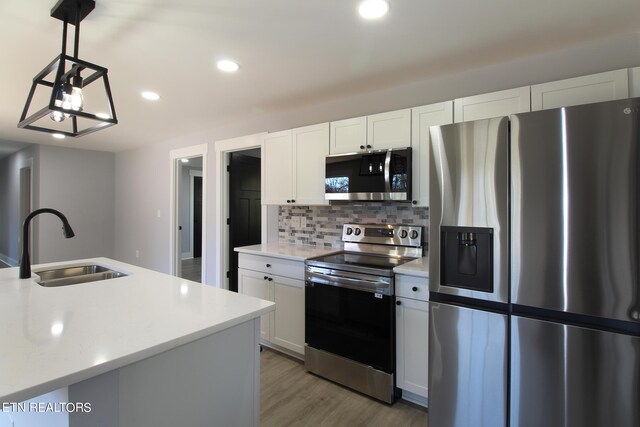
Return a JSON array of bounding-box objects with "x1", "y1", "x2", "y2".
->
[{"x1": 20, "y1": 208, "x2": 75, "y2": 279}]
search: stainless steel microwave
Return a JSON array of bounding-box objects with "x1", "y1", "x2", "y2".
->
[{"x1": 325, "y1": 147, "x2": 411, "y2": 201}]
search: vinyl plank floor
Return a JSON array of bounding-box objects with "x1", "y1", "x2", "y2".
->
[
  {"x1": 180, "y1": 257, "x2": 201, "y2": 282},
  {"x1": 261, "y1": 348, "x2": 428, "y2": 427}
]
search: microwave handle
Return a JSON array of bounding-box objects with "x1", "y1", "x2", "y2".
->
[{"x1": 384, "y1": 150, "x2": 392, "y2": 193}]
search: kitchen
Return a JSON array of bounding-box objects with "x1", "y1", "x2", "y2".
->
[{"x1": 1, "y1": 1, "x2": 640, "y2": 426}]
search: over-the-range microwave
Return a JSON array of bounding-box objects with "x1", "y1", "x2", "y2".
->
[{"x1": 325, "y1": 147, "x2": 411, "y2": 201}]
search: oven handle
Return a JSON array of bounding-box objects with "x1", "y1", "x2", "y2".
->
[{"x1": 305, "y1": 270, "x2": 392, "y2": 295}]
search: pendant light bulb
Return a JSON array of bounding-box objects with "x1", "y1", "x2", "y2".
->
[
  {"x1": 69, "y1": 75, "x2": 84, "y2": 112},
  {"x1": 50, "y1": 86, "x2": 66, "y2": 122}
]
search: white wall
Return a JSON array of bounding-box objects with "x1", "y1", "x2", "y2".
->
[
  {"x1": 113, "y1": 32, "x2": 640, "y2": 286},
  {"x1": 0, "y1": 144, "x2": 39, "y2": 265},
  {"x1": 37, "y1": 145, "x2": 115, "y2": 263}
]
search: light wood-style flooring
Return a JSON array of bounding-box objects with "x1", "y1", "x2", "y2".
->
[
  {"x1": 261, "y1": 348, "x2": 428, "y2": 427},
  {"x1": 180, "y1": 257, "x2": 201, "y2": 282}
]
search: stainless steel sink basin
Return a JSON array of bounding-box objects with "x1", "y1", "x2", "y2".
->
[{"x1": 35, "y1": 264, "x2": 128, "y2": 287}]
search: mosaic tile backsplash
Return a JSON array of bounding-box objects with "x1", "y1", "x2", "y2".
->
[{"x1": 278, "y1": 202, "x2": 428, "y2": 248}]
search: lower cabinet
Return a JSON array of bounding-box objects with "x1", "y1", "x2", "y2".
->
[
  {"x1": 238, "y1": 254, "x2": 305, "y2": 358},
  {"x1": 396, "y1": 274, "x2": 429, "y2": 407}
]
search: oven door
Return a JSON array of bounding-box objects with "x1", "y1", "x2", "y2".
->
[{"x1": 305, "y1": 267, "x2": 395, "y2": 373}]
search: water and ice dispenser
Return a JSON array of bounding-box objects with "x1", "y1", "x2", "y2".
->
[{"x1": 440, "y1": 226, "x2": 493, "y2": 293}]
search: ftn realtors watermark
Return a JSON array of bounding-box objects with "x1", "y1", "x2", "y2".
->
[{"x1": 2, "y1": 401, "x2": 91, "y2": 413}]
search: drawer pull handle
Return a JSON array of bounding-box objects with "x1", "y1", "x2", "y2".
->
[
  {"x1": 264, "y1": 276, "x2": 269, "y2": 280},
  {"x1": 412, "y1": 286, "x2": 418, "y2": 292},
  {"x1": 267, "y1": 277, "x2": 273, "y2": 282},
  {"x1": 266, "y1": 264, "x2": 271, "y2": 268}
]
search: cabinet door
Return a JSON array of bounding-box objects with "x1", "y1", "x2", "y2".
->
[
  {"x1": 270, "y1": 276, "x2": 305, "y2": 355},
  {"x1": 411, "y1": 102, "x2": 453, "y2": 207},
  {"x1": 367, "y1": 108, "x2": 411, "y2": 150},
  {"x1": 396, "y1": 297, "x2": 429, "y2": 400},
  {"x1": 330, "y1": 116, "x2": 367, "y2": 154},
  {"x1": 454, "y1": 86, "x2": 530, "y2": 123},
  {"x1": 293, "y1": 123, "x2": 330, "y2": 205},
  {"x1": 531, "y1": 69, "x2": 629, "y2": 111},
  {"x1": 238, "y1": 268, "x2": 272, "y2": 341},
  {"x1": 631, "y1": 67, "x2": 640, "y2": 97},
  {"x1": 262, "y1": 130, "x2": 293, "y2": 205}
]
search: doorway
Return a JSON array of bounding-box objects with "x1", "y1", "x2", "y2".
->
[
  {"x1": 170, "y1": 144, "x2": 208, "y2": 282},
  {"x1": 228, "y1": 151, "x2": 262, "y2": 292}
]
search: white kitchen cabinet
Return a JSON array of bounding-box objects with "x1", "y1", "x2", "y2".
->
[
  {"x1": 238, "y1": 267, "x2": 272, "y2": 341},
  {"x1": 330, "y1": 116, "x2": 367, "y2": 154},
  {"x1": 628, "y1": 67, "x2": 640, "y2": 97},
  {"x1": 262, "y1": 124, "x2": 329, "y2": 206},
  {"x1": 238, "y1": 253, "x2": 305, "y2": 358},
  {"x1": 293, "y1": 123, "x2": 330, "y2": 205},
  {"x1": 454, "y1": 86, "x2": 531, "y2": 123},
  {"x1": 411, "y1": 102, "x2": 454, "y2": 207},
  {"x1": 262, "y1": 129, "x2": 293, "y2": 205},
  {"x1": 531, "y1": 69, "x2": 629, "y2": 111},
  {"x1": 396, "y1": 274, "x2": 429, "y2": 407},
  {"x1": 367, "y1": 108, "x2": 411, "y2": 150},
  {"x1": 329, "y1": 109, "x2": 411, "y2": 155}
]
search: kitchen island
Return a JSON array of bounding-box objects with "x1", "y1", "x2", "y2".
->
[{"x1": 0, "y1": 258, "x2": 274, "y2": 427}]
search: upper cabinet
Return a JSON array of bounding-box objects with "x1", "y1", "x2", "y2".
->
[
  {"x1": 531, "y1": 69, "x2": 629, "y2": 111},
  {"x1": 454, "y1": 87, "x2": 531, "y2": 123},
  {"x1": 411, "y1": 101, "x2": 454, "y2": 207},
  {"x1": 262, "y1": 123, "x2": 329, "y2": 206},
  {"x1": 330, "y1": 109, "x2": 411, "y2": 154},
  {"x1": 631, "y1": 67, "x2": 640, "y2": 97}
]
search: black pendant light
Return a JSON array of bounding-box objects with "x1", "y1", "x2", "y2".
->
[{"x1": 18, "y1": 0, "x2": 117, "y2": 138}]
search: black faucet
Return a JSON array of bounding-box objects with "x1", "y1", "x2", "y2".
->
[{"x1": 20, "y1": 208, "x2": 75, "y2": 279}]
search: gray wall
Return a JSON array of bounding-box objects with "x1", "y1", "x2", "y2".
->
[
  {"x1": 112, "y1": 33, "x2": 640, "y2": 285},
  {"x1": 0, "y1": 144, "x2": 39, "y2": 265},
  {"x1": 36, "y1": 145, "x2": 115, "y2": 263},
  {"x1": 180, "y1": 164, "x2": 202, "y2": 257}
]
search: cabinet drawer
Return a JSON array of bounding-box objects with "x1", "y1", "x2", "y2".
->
[
  {"x1": 396, "y1": 274, "x2": 429, "y2": 301},
  {"x1": 238, "y1": 253, "x2": 304, "y2": 280}
]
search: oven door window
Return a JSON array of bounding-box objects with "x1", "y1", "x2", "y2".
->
[{"x1": 305, "y1": 282, "x2": 395, "y2": 373}]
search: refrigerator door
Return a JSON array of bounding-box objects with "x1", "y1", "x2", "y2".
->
[
  {"x1": 511, "y1": 98, "x2": 640, "y2": 324},
  {"x1": 429, "y1": 117, "x2": 509, "y2": 303},
  {"x1": 429, "y1": 302, "x2": 507, "y2": 427},
  {"x1": 511, "y1": 315, "x2": 640, "y2": 427}
]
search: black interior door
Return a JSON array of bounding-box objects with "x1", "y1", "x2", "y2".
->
[
  {"x1": 193, "y1": 176, "x2": 202, "y2": 258},
  {"x1": 229, "y1": 153, "x2": 261, "y2": 292}
]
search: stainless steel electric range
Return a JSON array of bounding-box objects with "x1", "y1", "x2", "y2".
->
[{"x1": 304, "y1": 223, "x2": 424, "y2": 404}]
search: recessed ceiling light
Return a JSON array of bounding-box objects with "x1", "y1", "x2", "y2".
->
[
  {"x1": 52, "y1": 133, "x2": 65, "y2": 139},
  {"x1": 141, "y1": 91, "x2": 161, "y2": 101},
  {"x1": 216, "y1": 60, "x2": 240, "y2": 73},
  {"x1": 358, "y1": 0, "x2": 389, "y2": 19}
]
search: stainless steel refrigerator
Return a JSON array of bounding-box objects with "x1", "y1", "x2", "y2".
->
[
  {"x1": 510, "y1": 98, "x2": 640, "y2": 426},
  {"x1": 429, "y1": 98, "x2": 640, "y2": 427}
]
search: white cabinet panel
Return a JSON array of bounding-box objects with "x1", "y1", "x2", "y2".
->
[
  {"x1": 238, "y1": 268, "x2": 272, "y2": 341},
  {"x1": 293, "y1": 123, "x2": 329, "y2": 205},
  {"x1": 628, "y1": 67, "x2": 640, "y2": 98},
  {"x1": 271, "y1": 277, "x2": 305, "y2": 354},
  {"x1": 262, "y1": 130, "x2": 293, "y2": 205},
  {"x1": 454, "y1": 86, "x2": 530, "y2": 123},
  {"x1": 411, "y1": 102, "x2": 453, "y2": 207},
  {"x1": 396, "y1": 274, "x2": 429, "y2": 301},
  {"x1": 330, "y1": 116, "x2": 367, "y2": 154},
  {"x1": 367, "y1": 108, "x2": 411, "y2": 150},
  {"x1": 396, "y1": 296, "x2": 429, "y2": 402},
  {"x1": 531, "y1": 69, "x2": 629, "y2": 111}
]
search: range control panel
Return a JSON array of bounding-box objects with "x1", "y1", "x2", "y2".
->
[{"x1": 342, "y1": 223, "x2": 423, "y2": 248}]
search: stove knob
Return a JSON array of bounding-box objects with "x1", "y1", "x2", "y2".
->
[
  {"x1": 346, "y1": 227, "x2": 353, "y2": 235},
  {"x1": 354, "y1": 228, "x2": 362, "y2": 236},
  {"x1": 410, "y1": 230, "x2": 419, "y2": 239},
  {"x1": 399, "y1": 230, "x2": 408, "y2": 239}
]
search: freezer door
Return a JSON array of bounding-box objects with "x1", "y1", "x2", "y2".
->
[
  {"x1": 428, "y1": 302, "x2": 507, "y2": 427},
  {"x1": 511, "y1": 98, "x2": 640, "y2": 323},
  {"x1": 429, "y1": 117, "x2": 509, "y2": 303},
  {"x1": 511, "y1": 315, "x2": 640, "y2": 427}
]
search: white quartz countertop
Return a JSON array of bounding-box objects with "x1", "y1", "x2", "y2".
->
[
  {"x1": 394, "y1": 255, "x2": 429, "y2": 278},
  {"x1": 0, "y1": 257, "x2": 274, "y2": 404},
  {"x1": 235, "y1": 243, "x2": 340, "y2": 261}
]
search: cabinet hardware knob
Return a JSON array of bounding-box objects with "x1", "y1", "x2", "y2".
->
[
  {"x1": 291, "y1": 200, "x2": 295, "y2": 203},
  {"x1": 396, "y1": 300, "x2": 402, "y2": 306},
  {"x1": 366, "y1": 144, "x2": 372, "y2": 149},
  {"x1": 412, "y1": 200, "x2": 417, "y2": 205},
  {"x1": 266, "y1": 264, "x2": 271, "y2": 267},
  {"x1": 286, "y1": 200, "x2": 291, "y2": 203},
  {"x1": 359, "y1": 145, "x2": 365, "y2": 150},
  {"x1": 412, "y1": 286, "x2": 418, "y2": 292},
  {"x1": 268, "y1": 277, "x2": 273, "y2": 282},
  {"x1": 263, "y1": 276, "x2": 268, "y2": 280}
]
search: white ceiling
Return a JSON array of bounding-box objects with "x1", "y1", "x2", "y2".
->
[{"x1": 1, "y1": 0, "x2": 639, "y2": 153}]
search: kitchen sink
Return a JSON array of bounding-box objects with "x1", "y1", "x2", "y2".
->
[{"x1": 35, "y1": 264, "x2": 128, "y2": 287}]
